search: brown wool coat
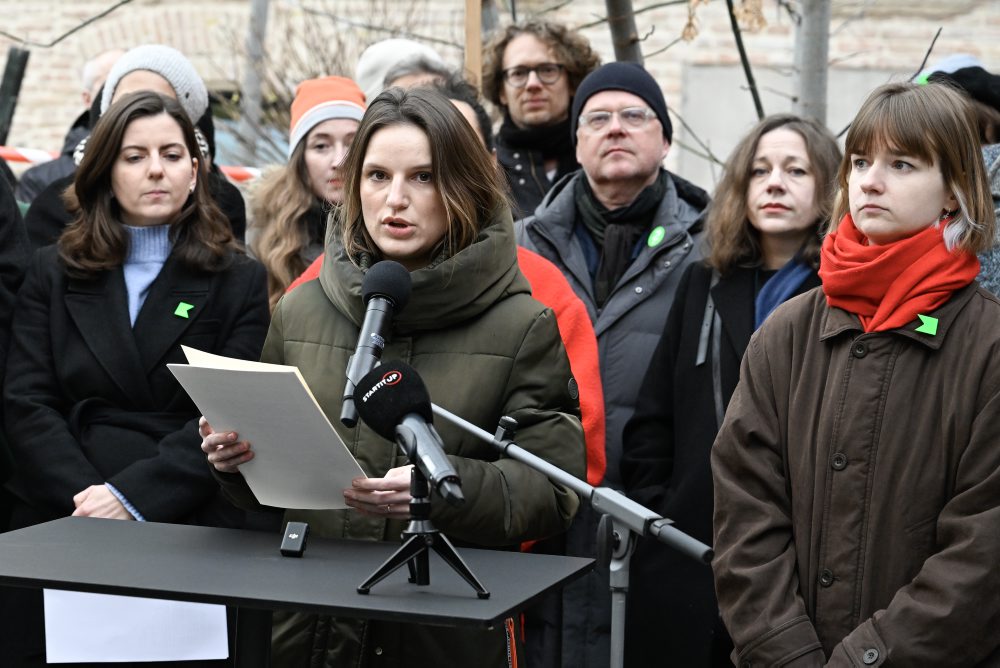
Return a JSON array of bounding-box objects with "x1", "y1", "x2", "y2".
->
[{"x1": 712, "y1": 284, "x2": 1000, "y2": 667}]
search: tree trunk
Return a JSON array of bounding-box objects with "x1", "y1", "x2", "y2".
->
[
  {"x1": 793, "y1": 0, "x2": 831, "y2": 124},
  {"x1": 605, "y1": 0, "x2": 644, "y2": 64},
  {"x1": 237, "y1": 0, "x2": 269, "y2": 165},
  {"x1": 0, "y1": 47, "x2": 30, "y2": 145},
  {"x1": 482, "y1": 0, "x2": 500, "y2": 36}
]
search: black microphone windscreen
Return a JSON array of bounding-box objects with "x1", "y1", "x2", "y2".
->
[
  {"x1": 354, "y1": 361, "x2": 433, "y2": 440},
  {"x1": 362, "y1": 261, "x2": 412, "y2": 311}
]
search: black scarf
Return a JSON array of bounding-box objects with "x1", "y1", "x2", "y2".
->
[
  {"x1": 498, "y1": 113, "x2": 578, "y2": 176},
  {"x1": 575, "y1": 170, "x2": 668, "y2": 307}
]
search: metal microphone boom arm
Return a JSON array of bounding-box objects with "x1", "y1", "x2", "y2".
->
[{"x1": 428, "y1": 405, "x2": 713, "y2": 668}]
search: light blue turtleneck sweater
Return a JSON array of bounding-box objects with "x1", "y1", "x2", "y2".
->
[{"x1": 122, "y1": 224, "x2": 173, "y2": 325}]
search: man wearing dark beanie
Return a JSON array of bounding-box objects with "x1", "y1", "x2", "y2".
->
[{"x1": 516, "y1": 61, "x2": 710, "y2": 668}]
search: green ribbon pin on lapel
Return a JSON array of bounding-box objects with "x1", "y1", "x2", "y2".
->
[
  {"x1": 915, "y1": 314, "x2": 938, "y2": 336},
  {"x1": 174, "y1": 301, "x2": 194, "y2": 319},
  {"x1": 647, "y1": 225, "x2": 666, "y2": 248}
]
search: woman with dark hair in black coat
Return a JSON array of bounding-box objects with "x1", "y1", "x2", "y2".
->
[{"x1": 0, "y1": 91, "x2": 269, "y2": 666}]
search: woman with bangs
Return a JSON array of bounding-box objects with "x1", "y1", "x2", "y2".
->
[
  {"x1": 200, "y1": 86, "x2": 584, "y2": 668},
  {"x1": 621, "y1": 114, "x2": 840, "y2": 667},
  {"x1": 712, "y1": 82, "x2": 1000, "y2": 666}
]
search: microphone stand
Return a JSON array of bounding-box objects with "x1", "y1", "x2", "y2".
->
[
  {"x1": 430, "y1": 407, "x2": 713, "y2": 668},
  {"x1": 357, "y1": 424, "x2": 490, "y2": 599}
]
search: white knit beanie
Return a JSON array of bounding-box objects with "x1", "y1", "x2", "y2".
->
[
  {"x1": 355, "y1": 39, "x2": 445, "y2": 102},
  {"x1": 100, "y1": 44, "x2": 208, "y2": 123}
]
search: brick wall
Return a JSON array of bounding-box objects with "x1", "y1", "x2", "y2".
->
[{"x1": 1, "y1": 0, "x2": 997, "y2": 178}]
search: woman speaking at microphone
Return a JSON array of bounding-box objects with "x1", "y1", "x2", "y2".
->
[{"x1": 201, "y1": 86, "x2": 584, "y2": 668}]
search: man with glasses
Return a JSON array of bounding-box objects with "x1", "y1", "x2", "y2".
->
[
  {"x1": 483, "y1": 21, "x2": 600, "y2": 218},
  {"x1": 516, "y1": 62, "x2": 710, "y2": 668}
]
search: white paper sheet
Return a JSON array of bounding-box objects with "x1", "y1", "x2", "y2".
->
[
  {"x1": 168, "y1": 346, "x2": 366, "y2": 509},
  {"x1": 44, "y1": 590, "x2": 228, "y2": 663}
]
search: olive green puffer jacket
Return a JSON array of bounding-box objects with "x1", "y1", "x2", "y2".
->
[{"x1": 218, "y1": 206, "x2": 585, "y2": 668}]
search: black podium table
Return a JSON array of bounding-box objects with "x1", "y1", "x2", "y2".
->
[{"x1": 0, "y1": 517, "x2": 592, "y2": 666}]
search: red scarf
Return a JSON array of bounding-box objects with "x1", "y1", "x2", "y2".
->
[{"x1": 819, "y1": 214, "x2": 980, "y2": 332}]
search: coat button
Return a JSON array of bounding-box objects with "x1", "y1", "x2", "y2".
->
[
  {"x1": 375, "y1": 647, "x2": 383, "y2": 656},
  {"x1": 831, "y1": 453, "x2": 848, "y2": 470},
  {"x1": 513, "y1": 152, "x2": 520, "y2": 159},
  {"x1": 863, "y1": 648, "x2": 879, "y2": 664},
  {"x1": 634, "y1": 286, "x2": 643, "y2": 294},
  {"x1": 664, "y1": 260, "x2": 671, "y2": 267},
  {"x1": 567, "y1": 377, "x2": 579, "y2": 400},
  {"x1": 514, "y1": 164, "x2": 522, "y2": 171},
  {"x1": 819, "y1": 569, "x2": 834, "y2": 587},
  {"x1": 518, "y1": 178, "x2": 526, "y2": 185},
  {"x1": 852, "y1": 341, "x2": 868, "y2": 358}
]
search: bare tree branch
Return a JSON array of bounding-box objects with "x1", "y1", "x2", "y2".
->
[
  {"x1": 576, "y1": 0, "x2": 688, "y2": 30},
  {"x1": 0, "y1": 0, "x2": 135, "y2": 48},
  {"x1": 672, "y1": 110, "x2": 725, "y2": 167},
  {"x1": 827, "y1": 50, "x2": 866, "y2": 67},
  {"x1": 643, "y1": 34, "x2": 684, "y2": 60},
  {"x1": 757, "y1": 83, "x2": 797, "y2": 101},
  {"x1": 535, "y1": 0, "x2": 576, "y2": 16},
  {"x1": 907, "y1": 26, "x2": 943, "y2": 81},
  {"x1": 831, "y1": 0, "x2": 876, "y2": 36},
  {"x1": 835, "y1": 27, "x2": 943, "y2": 138},
  {"x1": 725, "y1": 0, "x2": 765, "y2": 120},
  {"x1": 297, "y1": 5, "x2": 462, "y2": 49},
  {"x1": 776, "y1": 0, "x2": 800, "y2": 24},
  {"x1": 672, "y1": 138, "x2": 724, "y2": 169},
  {"x1": 211, "y1": 0, "x2": 438, "y2": 166}
]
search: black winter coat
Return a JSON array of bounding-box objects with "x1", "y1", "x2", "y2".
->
[
  {"x1": 1, "y1": 245, "x2": 271, "y2": 666},
  {"x1": 0, "y1": 177, "x2": 30, "y2": 530},
  {"x1": 4, "y1": 247, "x2": 269, "y2": 526},
  {"x1": 620, "y1": 262, "x2": 820, "y2": 667},
  {"x1": 496, "y1": 135, "x2": 578, "y2": 219}
]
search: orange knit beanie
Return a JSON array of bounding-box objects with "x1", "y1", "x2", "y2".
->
[{"x1": 288, "y1": 76, "x2": 366, "y2": 157}]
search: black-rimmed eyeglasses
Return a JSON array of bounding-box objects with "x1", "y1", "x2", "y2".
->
[{"x1": 502, "y1": 63, "x2": 565, "y2": 88}]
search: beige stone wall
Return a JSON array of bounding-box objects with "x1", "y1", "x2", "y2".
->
[{"x1": 1, "y1": 0, "x2": 997, "y2": 180}]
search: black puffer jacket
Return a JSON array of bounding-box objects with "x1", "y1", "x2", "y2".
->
[{"x1": 15, "y1": 111, "x2": 89, "y2": 205}]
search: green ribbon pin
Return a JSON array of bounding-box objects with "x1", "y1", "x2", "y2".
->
[
  {"x1": 174, "y1": 301, "x2": 194, "y2": 319},
  {"x1": 915, "y1": 314, "x2": 938, "y2": 336},
  {"x1": 647, "y1": 226, "x2": 666, "y2": 247}
]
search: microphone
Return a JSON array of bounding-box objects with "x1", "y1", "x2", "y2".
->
[
  {"x1": 340, "y1": 261, "x2": 412, "y2": 428},
  {"x1": 354, "y1": 361, "x2": 464, "y2": 507}
]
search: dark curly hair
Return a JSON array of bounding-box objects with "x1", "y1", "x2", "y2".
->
[{"x1": 482, "y1": 20, "x2": 600, "y2": 109}]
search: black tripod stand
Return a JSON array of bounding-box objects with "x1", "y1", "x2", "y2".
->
[{"x1": 356, "y1": 425, "x2": 490, "y2": 599}]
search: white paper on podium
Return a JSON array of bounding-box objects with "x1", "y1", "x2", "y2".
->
[
  {"x1": 168, "y1": 346, "x2": 366, "y2": 509},
  {"x1": 43, "y1": 590, "x2": 228, "y2": 663}
]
